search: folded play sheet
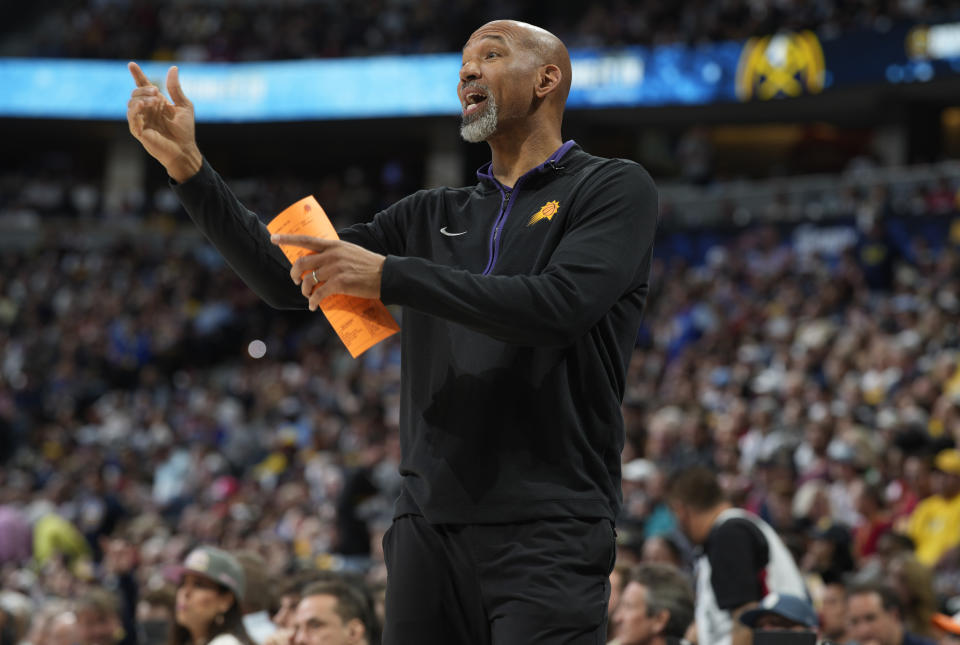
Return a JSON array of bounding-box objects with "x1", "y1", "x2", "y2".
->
[{"x1": 268, "y1": 196, "x2": 399, "y2": 358}]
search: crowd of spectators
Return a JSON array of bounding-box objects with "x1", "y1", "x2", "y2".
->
[
  {"x1": 0, "y1": 151, "x2": 418, "y2": 228},
  {"x1": 5, "y1": 0, "x2": 960, "y2": 61},
  {"x1": 4, "y1": 2, "x2": 960, "y2": 643},
  {"x1": 0, "y1": 157, "x2": 958, "y2": 642}
]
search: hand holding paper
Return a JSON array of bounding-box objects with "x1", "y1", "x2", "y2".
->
[
  {"x1": 277, "y1": 235, "x2": 385, "y2": 303},
  {"x1": 268, "y1": 196, "x2": 399, "y2": 358}
]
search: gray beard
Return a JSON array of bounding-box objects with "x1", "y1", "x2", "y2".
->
[{"x1": 460, "y1": 98, "x2": 498, "y2": 143}]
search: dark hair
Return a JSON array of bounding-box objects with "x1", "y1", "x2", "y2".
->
[
  {"x1": 234, "y1": 551, "x2": 273, "y2": 614},
  {"x1": 666, "y1": 466, "x2": 724, "y2": 510},
  {"x1": 820, "y1": 569, "x2": 847, "y2": 588},
  {"x1": 629, "y1": 563, "x2": 695, "y2": 639},
  {"x1": 168, "y1": 588, "x2": 254, "y2": 645},
  {"x1": 848, "y1": 583, "x2": 903, "y2": 618},
  {"x1": 646, "y1": 534, "x2": 686, "y2": 567},
  {"x1": 301, "y1": 580, "x2": 381, "y2": 645}
]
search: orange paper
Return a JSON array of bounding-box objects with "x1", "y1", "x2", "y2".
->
[{"x1": 268, "y1": 196, "x2": 400, "y2": 358}]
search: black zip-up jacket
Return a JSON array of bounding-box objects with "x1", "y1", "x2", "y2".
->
[{"x1": 172, "y1": 141, "x2": 658, "y2": 524}]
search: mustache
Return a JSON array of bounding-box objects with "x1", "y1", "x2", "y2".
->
[{"x1": 461, "y1": 82, "x2": 491, "y2": 96}]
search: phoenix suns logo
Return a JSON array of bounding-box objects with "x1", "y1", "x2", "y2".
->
[{"x1": 528, "y1": 200, "x2": 560, "y2": 226}]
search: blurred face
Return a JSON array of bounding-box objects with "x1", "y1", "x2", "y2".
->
[
  {"x1": 175, "y1": 574, "x2": 233, "y2": 637},
  {"x1": 48, "y1": 613, "x2": 81, "y2": 645},
  {"x1": 669, "y1": 501, "x2": 709, "y2": 545},
  {"x1": 943, "y1": 473, "x2": 960, "y2": 498},
  {"x1": 805, "y1": 538, "x2": 836, "y2": 572},
  {"x1": 820, "y1": 584, "x2": 848, "y2": 639},
  {"x1": 930, "y1": 471, "x2": 948, "y2": 496},
  {"x1": 292, "y1": 595, "x2": 361, "y2": 645},
  {"x1": 903, "y1": 457, "x2": 930, "y2": 493},
  {"x1": 847, "y1": 592, "x2": 901, "y2": 645},
  {"x1": 612, "y1": 582, "x2": 666, "y2": 645},
  {"x1": 76, "y1": 608, "x2": 120, "y2": 645},
  {"x1": 753, "y1": 614, "x2": 809, "y2": 631},
  {"x1": 642, "y1": 537, "x2": 679, "y2": 567}
]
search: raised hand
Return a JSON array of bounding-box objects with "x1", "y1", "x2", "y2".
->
[{"x1": 126, "y1": 62, "x2": 202, "y2": 182}]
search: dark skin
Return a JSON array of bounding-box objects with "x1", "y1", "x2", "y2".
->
[{"x1": 126, "y1": 20, "x2": 572, "y2": 311}]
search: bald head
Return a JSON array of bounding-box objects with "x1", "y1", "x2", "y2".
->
[{"x1": 466, "y1": 20, "x2": 572, "y2": 108}]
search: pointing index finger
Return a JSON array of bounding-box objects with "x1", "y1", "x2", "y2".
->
[
  {"x1": 271, "y1": 234, "x2": 337, "y2": 250},
  {"x1": 128, "y1": 61, "x2": 151, "y2": 88}
]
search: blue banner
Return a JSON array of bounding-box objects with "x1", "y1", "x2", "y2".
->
[
  {"x1": 0, "y1": 45, "x2": 742, "y2": 122},
  {"x1": 1, "y1": 21, "x2": 959, "y2": 121}
]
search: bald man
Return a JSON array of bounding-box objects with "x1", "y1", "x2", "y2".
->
[{"x1": 127, "y1": 20, "x2": 659, "y2": 644}]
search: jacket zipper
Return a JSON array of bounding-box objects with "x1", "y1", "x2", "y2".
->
[
  {"x1": 482, "y1": 184, "x2": 518, "y2": 275},
  {"x1": 494, "y1": 189, "x2": 511, "y2": 243},
  {"x1": 478, "y1": 139, "x2": 574, "y2": 275}
]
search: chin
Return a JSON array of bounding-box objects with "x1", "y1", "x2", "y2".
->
[{"x1": 459, "y1": 104, "x2": 498, "y2": 143}]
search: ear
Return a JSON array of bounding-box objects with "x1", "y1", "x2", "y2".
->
[
  {"x1": 217, "y1": 593, "x2": 235, "y2": 615},
  {"x1": 344, "y1": 618, "x2": 365, "y2": 644},
  {"x1": 652, "y1": 609, "x2": 671, "y2": 635},
  {"x1": 535, "y1": 64, "x2": 562, "y2": 99}
]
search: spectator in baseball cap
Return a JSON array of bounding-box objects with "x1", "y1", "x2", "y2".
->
[
  {"x1": 171, "y1": 546, "x2": 253, "y2": 645},
  {"x1": 740, "y1": 593, "x2": 819, "y2": 632}
]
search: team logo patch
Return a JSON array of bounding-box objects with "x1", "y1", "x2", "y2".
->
[
  {"x1": 528, "y1": 200, "x2": 560, "y2": 226},
  {"x1": 185, "y1": 550, "x2": 210, "y2": 571}
]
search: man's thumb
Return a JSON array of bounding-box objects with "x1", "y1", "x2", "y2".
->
[{"x1": 166, "y1": 66, "x2": 192, "y2": 107}]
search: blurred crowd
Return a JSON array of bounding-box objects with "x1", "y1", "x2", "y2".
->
[
  {"x1": 3, "y1": 2, "x2": 960, "y2": 644},
  {"x1": 0, "y1": 155, "x2": 958, "y2": 642},
  {"x1": 4, "y1": 0, "x2": 960, "y2": 61},
  {"x1": 0, "y1": 152, "x2": 416, "y2": 228}
]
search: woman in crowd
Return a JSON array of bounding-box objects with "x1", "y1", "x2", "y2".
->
[{"x1": 170, "y1": 547, "x2": 253, "y2": 645}]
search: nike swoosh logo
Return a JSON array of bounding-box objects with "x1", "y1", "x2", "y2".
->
[{"x1": 440, "y1": 227, "x2": 467, "y2": 237}]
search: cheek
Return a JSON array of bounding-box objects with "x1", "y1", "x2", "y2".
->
[{"x1": 191, "y1": 591, "x2": 219, "y2": 614}]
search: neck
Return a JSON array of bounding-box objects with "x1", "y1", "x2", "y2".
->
[
  {"x1": 186, "y1": 626, "x2": 209, "y2": 645},
  {"x1": 697, "y1": 502, "x2": 733, "y2": 543},
  {"x1": 486, "y1": 123, "x2": 563, "y2": 187},
  {"x1": 892, "y1": 623, "x2": 904, "y2": 643}
]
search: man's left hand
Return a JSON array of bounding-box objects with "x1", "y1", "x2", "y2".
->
[{"x1": 271, "y1": 235, "x2": 386, "y2": 309}]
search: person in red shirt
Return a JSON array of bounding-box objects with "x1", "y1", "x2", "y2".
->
[{"x1": 853, "y1": 481, "x2": 894, "y2": 561}]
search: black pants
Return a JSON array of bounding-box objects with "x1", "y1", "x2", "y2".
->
[{"x1": 382, "y1": 514, "x2": 615, "y2": 645}]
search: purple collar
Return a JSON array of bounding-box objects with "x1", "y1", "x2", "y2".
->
[{"x1": 476, "y1": 140, "x2": 577, "y2": 189}]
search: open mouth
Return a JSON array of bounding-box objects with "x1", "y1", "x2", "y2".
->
[{"x1": 462, "y1": 89, "x2": 488, "y2": 116}]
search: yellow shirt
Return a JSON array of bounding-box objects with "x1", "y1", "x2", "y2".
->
[
  {"x1": 907, "y1": 493, "x2": 960, "y2": 565},
  {"x1": 32, "y1": 513, "x2": 90, "y2": 566}
]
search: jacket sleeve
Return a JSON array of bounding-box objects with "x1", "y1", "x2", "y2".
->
[
  {"x1": 170, "y1": 159, "x2": 306, "y2": 310},
  {"x1": 172, "y1": 160, "x2": 411, "y2": 310},
  {"x1": 379, "y1": 161, "x2": 658, "y2": 346}
]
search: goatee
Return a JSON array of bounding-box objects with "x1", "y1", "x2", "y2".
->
[{"x1": 460, "y1": 96, "x2": 498, "y2": 143}]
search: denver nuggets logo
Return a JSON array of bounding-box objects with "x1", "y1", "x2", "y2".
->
[
  {"x1": 736, "y1": 31, "x2": 825, "y2": 101},
  {"x1": 528, "y1": 200, "x2": 560, "y2": 227}
]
